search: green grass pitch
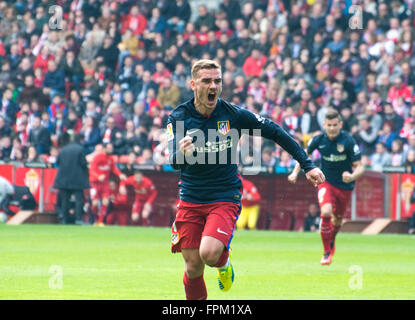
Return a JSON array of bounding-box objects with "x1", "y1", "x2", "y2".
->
[{"x1": 0, "y1": 224, "x2": 414, "y2": 300}]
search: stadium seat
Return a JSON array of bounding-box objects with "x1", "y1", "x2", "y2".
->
[
  {"x1": 269, "y1": 211, "x2": 295, "y2": 231},
  {"x1": 293, "y1": 217, "x2": 305, "y2": 231}
]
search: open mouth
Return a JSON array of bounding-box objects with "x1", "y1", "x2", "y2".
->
[{"x1": 207, "y1": 93, "x2": 216, "y2": 102}]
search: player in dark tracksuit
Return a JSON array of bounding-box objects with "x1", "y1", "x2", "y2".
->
[
  {"x1": 168, "y1": 59, "x2": 325, "y2": 300},
  {"x1": 289, "y1": 109, "x2": 364, "y2": 265}
]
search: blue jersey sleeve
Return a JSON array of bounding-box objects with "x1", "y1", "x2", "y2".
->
[
  {"x1": 347, "y1": 136, "x2": 362, "y2": 163},
  {"x1": 306, "y1": 134, "x2": 323, "y2": 155},
  {"x1": 236, "y1": 108, "x2": 316, "y2": 173}
]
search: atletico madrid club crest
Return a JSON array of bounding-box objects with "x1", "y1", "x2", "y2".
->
[
  {"x1": 337, "y1": 144, "x2": 345, "y2": 153},
  {"x1": 171, "y1": 232, "x2": 180, "y2": 245},
  {"x1": 217, "y1": 120, "x2": 230, "y2": 135}
]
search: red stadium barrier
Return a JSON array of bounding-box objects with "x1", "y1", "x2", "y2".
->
[
  {"x1": 42, "y1": 168, "x2": 58, "y2": 211},
  {"x1": 0, "y1": 164, "x2": 13, "y2": 183},
  {"x1": 390, "y1": 173, "x2": 415, "y2": 220},
  {"x1": 236, "y1": 171, "x2": 386, "y2": 230},
  {"x1": 1, "y1": 164, "x2": 57, "y2": 212},
  {"x1": 354, "y1": 171, "x2": 385, "y2": 219},
  {"x1": 140, "y1": 170, "x2": 179, "y2": 227},
  {"x1": 139, "y1": 170, "x2": 387, "y2": 230},
  {"x1": 0, "y1": 164, "x2": 406, "y2": 228},
  {"x1": 14, "y1": 167, "x2": 43, "y2": 209}
]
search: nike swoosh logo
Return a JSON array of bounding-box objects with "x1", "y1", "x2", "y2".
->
[
  {"x1": 217, "y1": 228, "x2": 229, "y2": 235},
  {"x1": 186, "y1": 129, "x2": 199, "y2": 135}
]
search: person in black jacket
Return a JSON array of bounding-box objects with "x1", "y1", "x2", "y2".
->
[
  {"x1": 42, "y1": 60, "x2": 66, "y2": 100},
  {"x1": 0, "y1": 88, "x2": 20, "y2": 125},
  {"x1": 219, "y1": 0, "x2": 241, "y2": 22},
  {"x1": 28, "y1": 115, "x2": 52, "y2": 155},
  {"x1": 408, "y1": 189, "x2": 415, "y2": 234},
  {"x1": 53, "y1": 133, "x2": 90, "y2": 224},
  {"x1": 0, "y1": 116, "x2": 11, "y2": 138},
  {"x1": 17, "y1": 74, "x2": 49, "y2": 108},
  {"x1": 167, "y1": 0, "x2": 192, "y2": 34},
  {"x1": 303, "y1": 203, "x2": 320, "y2": 232},
  {"x1": 96, "y1": 36, "x2": 119, "y2": 74},
  {"x1": 59, "y1": 50, "x2": 85, "y2": 90}
]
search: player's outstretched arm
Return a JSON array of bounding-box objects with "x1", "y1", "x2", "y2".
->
[
  {"x1": 288, "y1": 161, "x2": 325, "y2": 187},
  {"x1": 246, "y1": 110, "x2": 327, "y2": 187},
  {"x1": 305, "y1": 167, "x2": 325, "y2": 187},
  {"x1": 237, "y1": 109, "x2": 316, "y2": 173},
  {"x1": 288, "y1": 161, "x2": 302, "y2": 184},
  {"x1": 236, "y1": 106, "x2": 326, "y2": 187},
  {"x1": 342, "y1": 161, "x2": 364, "y2": 183}
]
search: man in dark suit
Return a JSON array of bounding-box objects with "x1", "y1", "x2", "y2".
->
[{"x1": 53, "y1": 133, "x2": 90, "y2": 225}]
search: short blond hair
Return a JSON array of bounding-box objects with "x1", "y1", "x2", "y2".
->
[{"x1": 191, "y1": 59, "x2": 221, "y2": 79}]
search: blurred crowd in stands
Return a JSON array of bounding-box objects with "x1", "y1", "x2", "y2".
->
[{"x1": 1, "y1": 0, "x2": 415, "y2": 173}]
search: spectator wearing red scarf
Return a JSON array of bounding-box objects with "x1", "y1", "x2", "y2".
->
[{"x1": 48, "y1": 95, "x2": 67, "y2": 122}]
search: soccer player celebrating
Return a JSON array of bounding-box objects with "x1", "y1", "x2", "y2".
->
[
  {"x1": 119, "y1": 170, "x2": 157, "y2": 226},
  {"x1": 89, "y1": 143, "x2": 126, "y2": 226},
  {"x1": 167, "y1": 59, "x2": 325, "y2": 300},
  {"x1": 288, "y1": 109, "x2": 364, "y2": 265}
]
